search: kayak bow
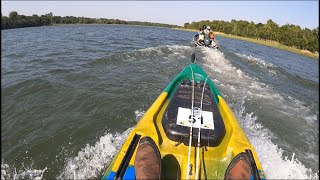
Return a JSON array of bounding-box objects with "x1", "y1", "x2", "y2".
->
[{"x1": 102, "y1": 63, "x2": 265, "y2": 179}]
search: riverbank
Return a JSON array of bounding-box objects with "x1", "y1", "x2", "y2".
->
[{"x1": 173, "y1": 28, "x2": 319, "y2": 60}]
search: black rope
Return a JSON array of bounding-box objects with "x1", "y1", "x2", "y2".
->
[
  {"x1": 114, "y1": 134, "x2": 141, "y2": 180},
  {"x1": 245, "y1": 149, "x2": 261, "y2": 180},
  {"x1": 191, "y1": 44, "x2": 197, "y2": 63}
]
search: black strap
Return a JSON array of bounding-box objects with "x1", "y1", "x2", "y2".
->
[
  {"x1": 245, "y1": 149, "x2": 261, "y2": 180},
  {"x1": 114, "y1": 134, "x2": 141, "y2": 180}
]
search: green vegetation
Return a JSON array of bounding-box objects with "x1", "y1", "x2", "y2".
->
[
  {"x1": 213, "y1": 32, "x2": 319, "y2": 59},
  {"x1": 1, "y1": 12, "x2": 53, "y2": 29},
  {"x1": 184, "y1": 20, "x2": 319, "y2": 57},
  {"x1": 1, "y1": 11, "x2": 180, "y2": 30}
]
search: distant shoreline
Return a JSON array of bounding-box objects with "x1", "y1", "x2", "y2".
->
[
  {"x1": 173, "y1": 28, "x2": 319, "y2": 60},
  {"x1": 3, "y1": 21, "x2": 318, "y2": 60},
  {"x1": 52, "y1": 23, "x2": 169, "y2": 28},
  {"x1": 3, "y1": 11, "x2": 317, "y2": 60}
]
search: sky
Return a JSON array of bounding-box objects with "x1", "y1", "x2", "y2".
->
[{"x1": 1, "y1": 1, "x2": 319, "y2": 29}]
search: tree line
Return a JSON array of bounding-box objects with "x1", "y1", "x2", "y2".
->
[
  {"x1": 184, "y1": 19, "x2": 319, "y2": 53},
  {"x1": 1, "y1": 11, "x2": 53, "y2": 29},
  {"x1": 1, "y1": 11, "x2": 181, "y2": 30}
]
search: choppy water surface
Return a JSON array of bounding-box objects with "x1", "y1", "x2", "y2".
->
[{"x1": 1, "y1": 25, "x2": 319, "y2": 179}]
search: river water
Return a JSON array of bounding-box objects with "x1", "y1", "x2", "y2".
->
[{"x1": 1, "y1": 25, "x2": 319, "y2": 179}]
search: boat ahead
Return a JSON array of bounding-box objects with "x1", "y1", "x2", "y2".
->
[
  {"x1": 193, "y1": 34, "x2": 219, "y2": 49},
  {"x1": 102, "y1": 62, "x2": 265, "y2": 179}
]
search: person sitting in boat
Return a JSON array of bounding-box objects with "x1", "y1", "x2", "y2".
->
[
  {"x1": 194, "y1": 28, "x2": 205, "y2": 46},
  {"x1": 200, "y1": 25, "x2": 207, "y2": 43},
  {"x1": 134, "y1": 136, "x2": 255, "y2": 179},
  {"x1": 209, "y1": 32, "x2": 219, "y2": 48},
  {"x1": 201, "y1": 26, "x2": 213, "y2": 46},
  {"x1": 198, "y1": 28, "x2": 205, "y2": 45}
]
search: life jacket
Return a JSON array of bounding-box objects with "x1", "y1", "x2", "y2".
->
[
  {"x1": 204, "y1": 34, "x2": 211, "y2": 45},
  {"x1": 199, "y1": 34, "x2": 204, "y2": 41}
]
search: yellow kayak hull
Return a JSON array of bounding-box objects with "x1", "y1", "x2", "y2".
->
[{"x1": 102, "y1": 64, "x2": 265, "y2": 179}]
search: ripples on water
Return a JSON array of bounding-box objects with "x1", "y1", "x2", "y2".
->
[{"x1": 1, "y1": 25, "x2": 319, "y2": 179}]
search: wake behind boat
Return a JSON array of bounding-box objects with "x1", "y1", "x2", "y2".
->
[{"x1": 102, "y1": 55, "x2": 265, "y2": 179}]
